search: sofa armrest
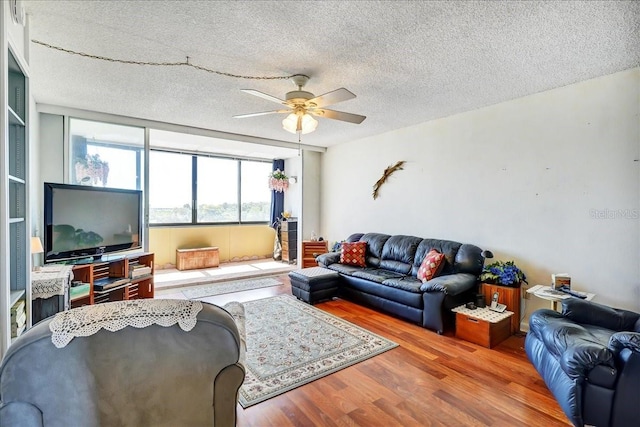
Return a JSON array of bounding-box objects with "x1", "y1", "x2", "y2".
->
[
  {"x1": 316, "y1": 252, "x2": 340, "y2": 267},
  {"x1": 0, "y1": 401, "x2": 43, "y2": 426},
  {"x1": 420, "y1": 273, "x2": 476, "y2": 296},
  {"x1": 560, "y1": 340, "x2": 616, "y2": 380},
  {"x1": 562, "y1": 299, "x2": 640, "y2": 331},
  {"x1": 609, "y1": 332, "x2": 640, "y2": 354}
]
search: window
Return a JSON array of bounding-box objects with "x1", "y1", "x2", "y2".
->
[
  {"x1": 241, "y1": 161, "x2": 271, "y2": 221},
  {"x1": 149, "y1": 151, "x2": 192, "y2": 224},
  {"x1": 197, "y1": 157, "x2": 238, "y2": 222},
  {"x1": 148, "y1": 150, "x2": 271, "y2": 225},
  {"x1": 69, "y1": 123, "x2": 274, "y2": 226},
  {"x1": 69, "y1": 118, "x2": 144, "y2": 190}
]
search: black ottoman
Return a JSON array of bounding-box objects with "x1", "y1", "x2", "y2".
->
[{"x1": 289, "y1": 267, "x2": 340, "y2": 304}]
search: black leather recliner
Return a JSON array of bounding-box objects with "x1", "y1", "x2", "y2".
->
[{"x1": 525, "y1": 298, "x2": 640, "y2": 427}]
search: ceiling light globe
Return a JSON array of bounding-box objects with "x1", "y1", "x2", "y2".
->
[
  {"x1": 300, "y1": 114, "x2": 318, "y2": 135},
  {"x1": 282, "y1": 113, "x2": 299, "y2": 134}
]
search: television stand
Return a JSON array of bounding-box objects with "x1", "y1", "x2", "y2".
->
[
  {"x1": 69, "y1": 252, "x2": 155, "y2": 308},
  {"x1": 67, "y1": 257, "x2": 95, "y2": 265}
]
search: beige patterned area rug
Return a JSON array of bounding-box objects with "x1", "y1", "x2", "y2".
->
[
  {"x1": 238, "y1": 295, "x2": 398, "y2": 408},
  {"x1": 182, "y1": 277, "x2": 282, "y2": 299}
]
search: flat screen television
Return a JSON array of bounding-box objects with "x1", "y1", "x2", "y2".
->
[{"x1": 44, "y1": 182, "x2": 143, "y2": 263}]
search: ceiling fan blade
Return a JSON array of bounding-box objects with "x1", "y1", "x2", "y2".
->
[
  {"x1": 309, "y1": 108, "x2": 366, "y2": 124},
  {"x1": 306, "y1": 88, "x2": 356, "y2": 108},
  {"x1": 233, "y1": 109, "x2": 290, "y2": 119},
  {"x1": 241, "y1": 89, "x2": 287, "y2": 105}
]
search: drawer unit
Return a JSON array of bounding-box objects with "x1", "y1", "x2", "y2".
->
[{"x1": 281, "y1": 220, "x2": 297, "y2": 263}]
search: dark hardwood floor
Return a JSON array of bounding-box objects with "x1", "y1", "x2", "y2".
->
[{"x1": 196, "y1": 275, "x2": 570, "y2": 426}]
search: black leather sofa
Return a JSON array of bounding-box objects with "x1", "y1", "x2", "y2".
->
[
  {"x1": 315, "y1": 232, "x2": 484, "y2": 333},
  {"x1": 526, "y1": 298, "x2": 640, "y2": 427}
]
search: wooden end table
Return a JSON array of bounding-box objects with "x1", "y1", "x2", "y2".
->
[
  {"x1": 481, "y1": 283, "x2": 521, "y2": 334},
  {"x1": 453, "y1": 305, "x2": 514, "y2": 348}
]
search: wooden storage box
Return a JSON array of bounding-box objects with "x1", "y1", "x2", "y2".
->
[
  {"x1": 454, "y1": 307, "x2": 512, "y2": 348},
  {"x1": 176, "y1": 247, "x2": 220, "y2": 271}
]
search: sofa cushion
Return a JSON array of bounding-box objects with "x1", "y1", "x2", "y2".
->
[
  {"x1": 351, "y1": 268, "x2": 404, "y2": 284},
  {"x1": 327, "y1": 263, "x2": 363, "y2": 276},
  {"x1": 346, "y1": 233, "x2": 365, "y2": 243},
  {"x1": 359, "y1": 233, "x2": 391, "y2": 267},
  {"x1": 417, "y1": 249, "x2": 445, "y2": 282},
  {"x1": 340, "y1": 241, "x2": 366, "y2": 267},
  {"x1": 562, "y1": 298, "x2": 640, "y2": 332},
  {"x1": 412, "y1": 239, "x2": 462, "y2": 276},
  {"x1": 382, "y1": 276, "x2": 423, "y2": 293},
  {"x1": 454, "y1": 244, "x2": 484, "y2": 275},
  {"x1": 380, "y1": 235, "x2": 422, "y2": 274},
  {"x1": 340, "y1": 275, "x2": 424, "y2": 308}
]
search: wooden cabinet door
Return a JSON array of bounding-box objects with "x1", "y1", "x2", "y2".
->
[{"x1": 481, "y1": 283, "x2": 521, "y2": 334}]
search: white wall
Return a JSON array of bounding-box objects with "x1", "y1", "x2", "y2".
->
[
  {"x1": 301, "y1": 150, "x2": 322, "y2": 242},
  {"x1": 284, "y1": 151, "x2": 323, "y2": 266},
  {"x1": 35, "y1": 113, "x2": 64, "y2": 231},
  {"x1": 321, "y1": 68, "x2": 640, "y2": 320}
]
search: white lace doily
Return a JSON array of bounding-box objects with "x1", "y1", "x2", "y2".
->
[
  {"x1": 49, "y1": 299, "x2": 203, "y2": 348},
  {"x1": 31, "y1": 265, "x2": 74, "y2": 299}
]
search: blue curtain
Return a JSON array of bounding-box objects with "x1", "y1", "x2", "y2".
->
[{"x1": 269, "y1": 159, "x2": 285, "y2": 229}]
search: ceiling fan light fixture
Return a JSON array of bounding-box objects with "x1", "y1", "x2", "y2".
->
[
  {"x1": 240, "y1": 75, "x2": 364, "y2": 134},
  {"x1": 282, "y1": 113, "x2": 299, "y2": 134},
  {"x1": 282, "y1": 112, "x2": 318, "y2": 135},
  {"x1": 300, "y1": 113, "x2": 318, "y2": 134}
]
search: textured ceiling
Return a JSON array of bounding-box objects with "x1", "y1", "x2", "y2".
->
[{"x1": 22, "y1": 1, "x2": 640, "y2": 151}]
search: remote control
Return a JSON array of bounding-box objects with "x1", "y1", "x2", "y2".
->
[{"x1": 558, "y1": 286, "x2": 587, "y2": 299}]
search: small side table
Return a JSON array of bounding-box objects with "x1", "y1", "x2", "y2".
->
[
  {"x1": 481, "y1": 283, "x2": 521, "y2": 334},
  {"x1": 453, "y1": 305, "x2": 514, "y2": 348},
  {"x1": 31, "y1": 265, "x2": 74, "y2": 323},
  {"x1": 526, "y1": 285, "x2": 595, "y2": 311}
]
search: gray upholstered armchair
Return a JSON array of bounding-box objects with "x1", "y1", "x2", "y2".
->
[{"x1": 0, "y1": 299, "x2": 245, "y2": 427}]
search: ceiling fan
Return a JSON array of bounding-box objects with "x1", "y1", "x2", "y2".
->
[{"x1": 233, "y1": 74, "x2": 366, "y2": 134}]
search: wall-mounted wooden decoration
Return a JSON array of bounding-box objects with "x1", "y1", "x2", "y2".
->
[{"x1": 373, "y1": 160, "x2": 405, "y2": 200}]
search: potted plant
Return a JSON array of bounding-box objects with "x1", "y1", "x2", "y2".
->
[
  {"x1": 74, "y1": 154, "x2": 110, "y2": 186},
  {"x1": 480, "y1": 260, "x2": 527, "y2": 287},
  {"x1": 268, "y1": 169, "x2": 289, "y2": 193}
]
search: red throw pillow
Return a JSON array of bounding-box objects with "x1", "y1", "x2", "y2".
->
[
  {"x1": 340, "y1": 241, "x2": 367, "y2": 267},
  {"x1": 417, "y1": 249, "x2": 445, "y2": 282}
]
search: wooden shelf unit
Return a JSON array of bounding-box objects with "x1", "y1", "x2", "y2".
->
[
  {"x1": 301, "y1": 241, "x2": 328, "y2": 268},
  {"x1": 2, "y1": 44, "x2": 31, "y2": 354},
  {"x1": 70, "y1": 253, "x2": 155, "y2": 309},
  {"x1": 481, "y1": 283, "x2": 521, "y2": 334}
]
